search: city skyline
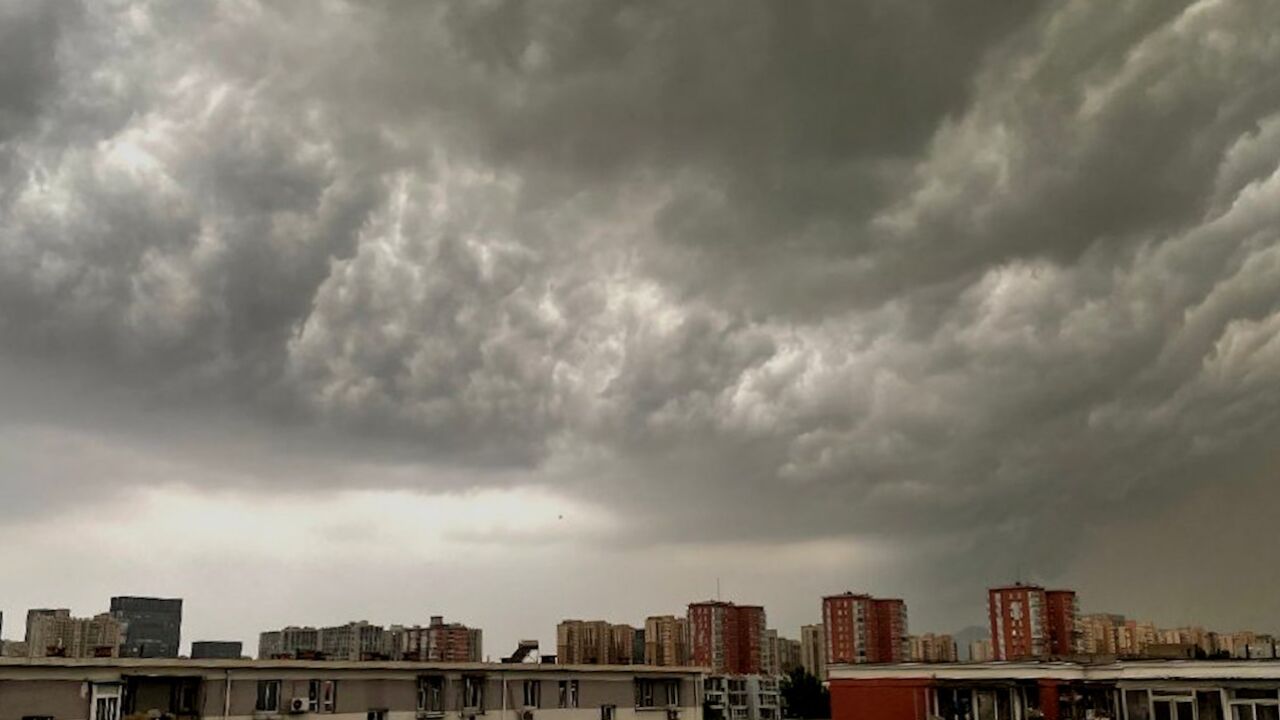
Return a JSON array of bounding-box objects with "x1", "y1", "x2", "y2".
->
[
  {"x1": 5, "y1": 581, "x2": 1277, "y2": 662},
  {"x1": 3, "y1": 0, "x2": 1280, "y2": 675}
]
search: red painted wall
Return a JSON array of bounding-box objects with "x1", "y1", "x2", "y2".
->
[{"x1": 831, "y1": 678, "x2": 932, "y2": 720}]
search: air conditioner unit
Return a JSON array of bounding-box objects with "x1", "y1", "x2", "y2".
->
[
  {"x1": 288, "y1": 698, "x2": 308, "y2": 714},
  {"x1": 667, "y1": 709, "x2": 681, "y2": 720},
  {"x1": 521, "y1": 711, "x2": 535, "y2": 720}
]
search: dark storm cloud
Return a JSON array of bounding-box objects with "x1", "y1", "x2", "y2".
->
[{"x1": 2, "y1": 0, "x2": 1280, "y2": 623}]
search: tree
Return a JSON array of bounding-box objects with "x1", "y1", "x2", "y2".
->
[{"x1": 781, "y1": 667, "x2": 830, "y2": 719}]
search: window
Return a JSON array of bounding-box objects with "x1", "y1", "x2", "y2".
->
[
  {"x1": 368, "y1": 711, "x2": 387, "y2": 720},
  {"x1": 637, "y1": 680, "x2": 680, "y2": 709},
  {"x1": 257, "y1": 681, "x2": 281, "y2": 712},
  {"x1": 175, "y1": 682, "x2": 200, "y2": 715},
  {"x1": 91, "y1": 684, "x2": 123, "y2": 720},
  {"x1": 602, "y1": 706, "x2": 616, "y2": 720},
  {"x1": 1153, "y1": 696, "x2": 1196, "y2": 720},
  {"x1": 309, "y1": 680, "x2": 338, "y2": 714},
  {"x1": 638, "y1": 681, "x2": 655, "y2": 708},
  {"x1": 419, "y1": 676, "x2": 445, "y2": 714},
  {"x1": 1230, "y1": 689, "x2": 1280, "y2": 720},
  {"x1": 463, "y1": 676, "x2": 485, "y2": 710},
  {"x1": 523, "y1": 681, "x2": 541, "y2": 709},
  {"x1": 559, "y1": 681, "x2": 579, "y2": 709}
]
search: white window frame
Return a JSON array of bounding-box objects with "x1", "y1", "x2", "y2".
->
[
  {"x1": 463, "y1": 675, "x2": 485, "y2": 711},
  {"x1": 523, "y1": 681, "x2": 541, "y2": 709},
  {"x1": 1151, "y1": 691, "x2": 1197, "y2": 720},
  {"x1": 90, "y1": 683, "x2": 124, "y2": 720},
  {"x1": 559, "y1": 680, "x2": 579, "y2": 709},
  {"x1": 1227, "y1": 688, "x2": 1280, "y2": 720},
  {"x1": 309, "y1": 680, "x2": 338, "y2": 714},
  {"x1": 419, "y1": 676, "x2": 445, "y2": 714},
  {"x1": 257, "y1": 680, "x2": 282, "y2": 712}
]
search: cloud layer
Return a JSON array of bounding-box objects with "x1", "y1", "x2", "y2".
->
[{"x1": 3, "y1": 0, "x2": 1280, "y2": 646}]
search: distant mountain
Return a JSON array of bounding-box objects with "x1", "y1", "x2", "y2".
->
[{"x1": 951, "y1": 625, "x2": 989, "y2": 661}]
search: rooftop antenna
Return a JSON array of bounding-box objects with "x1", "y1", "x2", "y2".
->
[{"x1": 716, "y1": 578, "x2": 721, "y2": 601}]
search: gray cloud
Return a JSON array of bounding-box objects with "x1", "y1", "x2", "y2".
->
[{"x1": 2, "y1": 0, "x2": 1280, "y2": 642}]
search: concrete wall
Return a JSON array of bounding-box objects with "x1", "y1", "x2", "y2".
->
[
  {"x1": 0, "y1": 663, "x2": 703, "y2": 720},
  {"x1": 0, "y1": 679, "x2": 89, "y2": 720}
]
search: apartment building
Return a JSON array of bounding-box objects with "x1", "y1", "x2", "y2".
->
[
  {"x1": 0, "y1": 657, "x2": 703, "y2": 720},
  {"x1": 967, "y1": 640, "x2": 994, "y2": 663},
  {"x1": 762, "y1": 630, "x2": 778, "y2": 677},
  {"x1": 645, "y1": 616, "x2": 690, "y2": 667},
  {"x1": 559, "y1": 621, "x2": 619, "y2": 665},
  {"x1": 259, "y1": 627, "x2": 321, "y2": 660},
  {"x1": 759, "y1": 631, "x2": 801, "y2": 677},
  {"x1": 800, "y1": 625, "x2": 826, "y2": 680},
  {"x1": 822, "y1": 593, "x2": 909, "y2": 665},
  {"x1": 611, "y1": 625, "x2": 640, "y2": 665},
  {"x1": 906, "y1": 634, "x2": 957, "y2": 663},
  {"x1": 688, "y1": 602, "x2": 766, "y2": 676},
  {"x1": 258, "y1": 618, "x2": 480, "y2": 663},
  {"x1": 776, "y1": 637, "x2": 802, "y2": 675},
  {"x1": 703, "y1": 674, "x2": 780, "y2": 720},
  {"x1": 320, "y1": 622, "x2": 386, "y2": 662},
  {"x1": 110, "y1": 596, "x2": 183, "y2": 659},
  {"x1": 1044, "y1": 591, "x2": 1080, "y2": 656},
  {"x1": 988, "y1": 584, "x2": 1078, "y2": 660},
  {"x1": 23, "y1": 609, "x2": 125, "y2": 659},
  {"x1": 426, "y1": 617, "x2": 483, "y2": 663}
]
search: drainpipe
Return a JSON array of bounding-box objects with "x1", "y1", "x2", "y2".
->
[
  {"x1": 223, "y1": 670, "x2": 232, "y2": 720},
  {"x1": 502, "y1": 675, "x2": 508, "y2": 720}
]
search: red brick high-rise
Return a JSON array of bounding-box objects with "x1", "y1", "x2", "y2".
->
[
  {"x1": 989, "y1": 584, "x2": 1045, "y2": 660},
  {"x1": 988, "y1": 584, "x2": 1079, "y2": 660},
  {"x1": 823, "y1": 593, "x2": 909, "y2": 665},
  {"x1": 688, "y1": 601, "x2": 765, "y2": 675},
  {"x1": 872, "y1": 599, "x2": 908, "y2": 663},
  {"x1": 1044, "y1": 589, "x2": 1080, "y2": 656},
  {"x1": 990, "y1": 584, "x2": 1081, "y2": 660}
]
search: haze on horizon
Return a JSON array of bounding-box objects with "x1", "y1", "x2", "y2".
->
[{"x1": 2, "y1": 0, "x2": 1280, "y2": 656}]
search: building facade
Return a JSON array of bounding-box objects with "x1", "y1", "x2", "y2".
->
[
  {"x1": 1044, "y1": 590, "x2": 1081, "y2": 656},
  {"x1": 110, "y1": 596, "x2": 183, "y2": 659},
  {"x1": 777, "y1": 638, "x2": 802, "y2": 675},
  {"x1": 558, "y1": 621, "x2": 620, "y2": 665},
  {"x1": 967, "y1": 640, "x2": 994, "y2": 663},
  {"x1": 427, "y1": 617, "x2": 482, "y2": 663},
  {"x1": 800, "y1": 625, "x2": 826, "y2": 680},
  {"x1": 259, "y1": 618, "x2": 479, "y2": 663},
  {"x1": 259, "y1": 627, "x2": 321, "y2": 660},
  {"x1": 688, "y1": 602, "x2": 766, "y2": 676},
  {"x1": 829, "y1": 659, "x2": 1280, "y2": 720},
  {"x1": 703, "y1": 674, "x2": 780, "y2": 720},
  {"x1": 0, "y1": 657, "x2": 704, "y2": 720},
  {"x1": 24, "y1": 610, "x2": 125, "y2": 659},
  {"x1": 823, "y1": 594, "x2": 909, "y2": 665},
  {"x1": 319, "y1": 622, "x2": 385, "y2": 662},
  {"x1": 906, "y1": 634, "x2": 957, "y2": 663},
  {"x1": 645, "y1": 616, "x2": 690, "y2": 667}
]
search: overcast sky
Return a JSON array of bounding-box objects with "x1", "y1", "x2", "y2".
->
[{"x1": 3, "y1": 0, "x2": 1280, "y2": 657}]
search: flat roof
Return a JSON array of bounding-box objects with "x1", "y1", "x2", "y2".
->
[
  {"x1": 0, "y1": 657, "x2": 708, "y2": 675},
  {"x1": 830, "y1": 660, "x2": 1280, "y2": 682}
]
